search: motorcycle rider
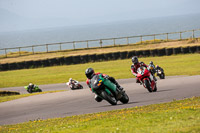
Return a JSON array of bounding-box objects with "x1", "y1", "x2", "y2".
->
[
  {"x1": 85, "y1": 68, "x2": 123, "y2": 102},
  {"x1": 68, "y1": 78, "x2": 79, "y2": 86},
  {"x1": 149, "y1": 61, "x2": 157, "y2": 81},
  {"x1": 131, "y1": 56, "x2": 151, "y2": 83},
  {"x1": 27, "y1": 83, "x2": 35, "y2": 93}
]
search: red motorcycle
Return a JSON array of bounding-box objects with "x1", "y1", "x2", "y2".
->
[{"x1": 136, "y1": 66, "x2": 157, "y2": 92}]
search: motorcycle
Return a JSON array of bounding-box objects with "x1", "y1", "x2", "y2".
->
[
  {"x1": 90, "y1": 74, "x2": 129, "y2": 105},
  {"x1": 137, "y1": 66, "x2": 157, "y2": 92},
  {"x1": 66, "y1": 80, "x2": 83, "y2": 90},
  {"x1": 24, "y1": 85, "x2": 42, "y2": 93},
  {"x1": 156, "y1": 67, "x2": 165, "y2": 79}
]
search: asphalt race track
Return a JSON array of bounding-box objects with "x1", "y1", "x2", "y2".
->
[{"x1": 0, "y1": 75, "x2": 200, "y2": 125}]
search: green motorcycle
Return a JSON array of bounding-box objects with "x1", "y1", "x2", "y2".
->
[
  {"x1": 24, "y1": 85, "x2": 42, "y2": 93},
  {"x1": 90, "y1": 74, "x2": 129, "y2": 105}
]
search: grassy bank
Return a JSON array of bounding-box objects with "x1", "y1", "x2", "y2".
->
[
  {"x1": 0, "y1": 96, "x2": 199, "y2": 132},
  {"x1": 0, "y1": 53, "x2": 200, "y2": 88}
]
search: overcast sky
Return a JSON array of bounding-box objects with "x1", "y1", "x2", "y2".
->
[{"x1": 0, "y1": 0, "x2": 200, "y2": 31}]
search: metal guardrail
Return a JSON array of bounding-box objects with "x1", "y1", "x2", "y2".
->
[{"x1": 0, "y1": 29, "x2": 199, "y2": 58}]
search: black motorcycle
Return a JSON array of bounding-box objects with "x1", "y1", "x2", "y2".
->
[{"x1": 156, "y1": 67, "x2": 165, "y2": 79}]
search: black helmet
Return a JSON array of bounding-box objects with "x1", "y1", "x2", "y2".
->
[
  {"x1": 150, "y1": 61, "x2": 153, "y2": 64},
  {"x1": 85, "y1": 68, "x2": 95, "y2": 79},
  {"x1": 132, "y1": 56, "x2": 138, "y2": 64}
]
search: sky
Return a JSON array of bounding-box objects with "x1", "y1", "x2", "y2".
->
[{"x1": 0, "y1": 0, "x2": 200, "y2": 32}]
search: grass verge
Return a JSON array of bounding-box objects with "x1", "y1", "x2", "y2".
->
[
  {"x1": 0, "y1": 53, "x2": 200, "y2": 88},
  {"x1": 0, "y1": 90, "x2": 66, "y2": 103},
  {"x1": 0, "y1": 96, "x2": 199, "y2": 133}
]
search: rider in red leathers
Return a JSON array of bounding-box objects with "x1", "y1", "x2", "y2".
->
[{"x1": 131, "y1": 56, "x2": 149, "y2": 83}]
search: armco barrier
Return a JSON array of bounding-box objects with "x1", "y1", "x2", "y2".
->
[{"x1": 0, "y1": 46, "x2": 199, "y2": 71}]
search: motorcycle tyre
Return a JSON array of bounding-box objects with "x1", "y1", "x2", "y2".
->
[
  {"x1": 160, "y1": 73, "x2": 165, "y2": 79},
  {"x1": 101, "y1": 91, "x2": 117, "y2": 105},
  {"x1": 144, "y1": 79, "x2": 153, "y2": 92},
  {"x1": 38, "y1": 89, "x2": 42, "y2": 92},
  {"x1": 153, "y1": 84, "x2": 157, "y2": 92},
  {"x1": 79, "y1": 85, "x2": 83, "y2": 89},
  {"x1": 119, "y1": 92, "x2": 129, "y2": 104}
]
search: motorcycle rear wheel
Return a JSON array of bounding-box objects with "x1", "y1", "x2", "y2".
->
[
  {"x1": 101, "y1": 91, "x2": 117, "y2": 105},
  {"x1": 144, "y1": 79, "x2": 152, "y2": 92}
]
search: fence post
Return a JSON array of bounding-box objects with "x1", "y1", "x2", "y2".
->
[
  {"x1": 113, "y1": 38, "x2": 116, "y2": 46},
  {"x1": 60, "y1": 43, "x2": 62, "y2": 51},
  {"x1": 140, "y1": 36, "x2": 143, "y2": 44},
  {"x1": 87, "y1": 41, "x2": 89, "y2": 48},
  {"x1": 19, "y1": 47, "x2": 21, "y2": 56},
  {"x1": 5, "y1": 48, "x2": 7, "y2": 58},
  {"x1": 192, "y1": 30, "x2": 195, "y2": 39},
  {"x1": 32, "y1": 46, "x2": 34, "y2": 54},
  {"x1": 180, "y1": 32, "x2": 182, "y2": 40},
  {"x1": 166, "y1": 33, "x2": 169, "y2": 41},
  {"x1": 46, "y1": 44, "x2": 48, "y2": 53},
  {"x1": 73, "y1": 42, "x2": 75, "y2": 49},
  {"x1": 100, "y1": 40, "x2": 102, "y2": 47},
  {"x1": 127, "y1": 37, "x2": 129, "y2": 45}
]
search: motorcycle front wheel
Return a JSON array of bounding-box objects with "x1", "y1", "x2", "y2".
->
[
  {"x1": 101, "y1": 91, "x2": 117, "y2": 105},
  {"x1": 144, "y1": 79, "x2": 152, "y2": 92},
  {"x1": 119, "y1": 92, "x2": 129, "y2": 104}
]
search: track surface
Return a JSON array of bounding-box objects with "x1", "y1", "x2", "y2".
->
[{"x1": 0, "y1": 75, "x2": 200, "y2": 125}]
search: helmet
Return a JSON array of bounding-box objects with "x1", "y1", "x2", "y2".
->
[
  {"x1": 69, "y1": 78, "x2": 72, "y2": 81},
  {"x1": 29, "y1": 83, "x2": 34, "y2": 88},
  {"x1": 132, "y1": 56, "x2": 138, "y2": 64},
  {"x1": 85, "y1": 68, "x2": 95, "y2": 79},
  {"x1": 150, "y1": 61, "x2": 153, "y2": 64}
]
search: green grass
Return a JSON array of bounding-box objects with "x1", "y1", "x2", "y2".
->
[
  {"x1": 0, "y1": 90, "x2": 66, "y2": 103},
  {"x1": 0, "y1": 53, "x2": 200, "y2": 88},
  {"x1": 0, "y1": 96, "x2": 199, "y2": 133}
]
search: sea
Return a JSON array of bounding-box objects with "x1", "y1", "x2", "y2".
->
[{"x1": 0, "y1": 13, "x2": 200, "y2": 54}]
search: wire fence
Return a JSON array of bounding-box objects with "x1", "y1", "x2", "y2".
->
[{"x1": 0, "y1": 29, "x2": 200, "y2": 58}]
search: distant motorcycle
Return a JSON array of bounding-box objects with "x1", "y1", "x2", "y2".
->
[
  {"x1": 24, "y1": 85, "x2": 42, "y2": 93},
  {"x1": 156, "y1": 66, "x2": 165, "y2": 79},
  {"x1": 137, "y1": 66, "x2": 157, "y2": 92},
  {"x1": 90, "y1": 74, "x2": 129, "y2": 105},
  {"x1": 66, "y1": 80, "x2": 83, "y2": 90}
]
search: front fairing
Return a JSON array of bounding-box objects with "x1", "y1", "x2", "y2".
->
[{"x1": 137, "y1": 67, "x2": 150, "y2": 79}]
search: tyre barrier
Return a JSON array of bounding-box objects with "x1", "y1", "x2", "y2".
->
[
  {"x1": 127, "y1": 50, "x2": 136, "y2": 58},
  {"x1": 0, "y1": 91, "x2": 20, "y2": 96},
  {"x1": 142, "y1": 50, "x2": 151, "y2": 57},
  {"x1": 150, "y1": 49, "x2": 158, "y2": 56},
  {"x1": 96, "y1": 53, "x2": 105, "y2": 62},
  {"x1": 80, "y1": 55, "x2": 89, "y2": 63},
  {"x1": 0, "y1": 46, "x2": 199, "y2": 71},
  {"x1": 181, "y1": 47, "x2": 189, "y2": 54},
  {"x1": 104, "y1": 53, "x2": 113, "y2": 60},
  {"x1": 72, "y1": 55, "x2": 81, "y2": 64},
  {"x1": 165, "y1": 48, "x2": 173, "y2": 56},
  {"x1": 120, "y1": 51, "x2": 128, "y2": 59},
  {"x1": 189, "y1": 46, "x2": 197, "y2": 53},
  {"x1": 112, "y1": 52, "x2": 120, "y2": 60},
  {"x1": 89, "y1": 54, "x2": 97, "y2": 62},
  {"x1": 173, "y1": 47, "x2": 182, "y2": 55},
  {"x1": 135, "y1": 50, "x2": 143, "y2": 57},
  {"x1": 64, "y1": 56, "x2": 73, "y2": 65},
  {"x1": 157, "y1": 48, "x2": 166, "y2": 56}
]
